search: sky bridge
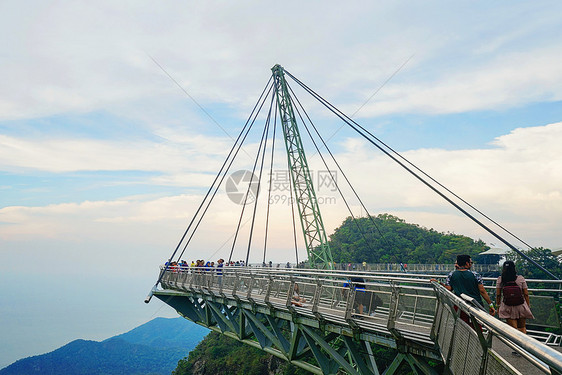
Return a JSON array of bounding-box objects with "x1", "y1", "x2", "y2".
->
[
  {"x1": 146, "y1": 64, "x2": 562, "y2": 374},
  {"x1": 154, "y1": 266, "x2": 562, "y2": 375}
]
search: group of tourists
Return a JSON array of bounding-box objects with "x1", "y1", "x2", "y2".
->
[
  {"x1": 166, "y1": 253, "x2": 534, "y2": 350},
  {"x1": 165, "y1": 258, "x2": 249, "y2": 273},
  {"x1": 432, "y1": 254, "x2": 534, "y2": 356},
  {"x1": 336, "y1": 254, "x2": 534, "y2": 346}
]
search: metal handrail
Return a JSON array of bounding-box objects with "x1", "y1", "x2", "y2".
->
[
  {"x1": 162, "y1": 265, "x2": 562, "y2": 288},
  {"x1": 433, "y1": 282, "x2": 562, "y2": 374},
  {"x1": 158, "y1": 265, "x2": 436, "y2": 326}
]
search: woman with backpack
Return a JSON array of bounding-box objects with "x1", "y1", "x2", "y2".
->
[{"x1": 495, "y1": 261, "x2": 534, "y2": 334}]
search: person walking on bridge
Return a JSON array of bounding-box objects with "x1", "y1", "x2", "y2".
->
[
  {"x1": 435, "y1": 255, "x2": 496, "y2": 323},
  {"x1": 495, "y1": 260, "x2": 534, "y2": 334}
]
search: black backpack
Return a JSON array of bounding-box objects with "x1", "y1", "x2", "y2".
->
[
  {"x1": 350, "y1": 277, "x2": 365, "y2": 289},
  {"x1": 503, "y1": 281, "x2": 524, "y2": 306}
]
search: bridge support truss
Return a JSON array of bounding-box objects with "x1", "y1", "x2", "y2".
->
[
  {"x1": 155, "y1": 290, "x2": 444, "y2": 375},
  {"x1": 271, "y1": 64, "x2": 334, "y2": 269},
  {"x1": 154, "y1": 268, "x2": 562, "y2": 375},
  {"x1": 156, "y1": 292, "x2": 377, "y2": 374},
  {"x1": 156, "y1": 268, "x2": 444, "y2": 375}
]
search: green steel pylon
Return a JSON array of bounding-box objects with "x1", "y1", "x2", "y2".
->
[{"x1": 271, "y1": 64, "x2": 334, "y2": 270}]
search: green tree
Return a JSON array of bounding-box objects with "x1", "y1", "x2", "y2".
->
[
  {"x1": 328, "y1": 214, "x2": 488, "y2": 264},
  {"x1": 510, "y1": 247, "x2": 562, "y2": 280},
  {"x1": 173, "y1": 332, "x2": 309, "y2": 375}
]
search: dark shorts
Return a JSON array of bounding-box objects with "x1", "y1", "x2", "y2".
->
[{"x1": 355, "y1": 290, "x2": 370, "y2": 306}]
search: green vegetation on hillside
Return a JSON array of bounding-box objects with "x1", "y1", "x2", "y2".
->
[
  {"x1": 173, "y1": 332, "x2": 308, "y2": 375},
  {"x1": 512, "y1": 247, "x2": 562, "y2": 280},
  {"x1": 328, "y1": 214, "x2": 488, "y2": 264}
]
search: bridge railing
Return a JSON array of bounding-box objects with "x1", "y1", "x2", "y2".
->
[
  {"x1": 160, "y1": 266, "x2": 562, "y2": 329},
  {"x1": 432, "y1": 281, "x2": 562, "y2": 375},
  {"x1": 159, "y1": 266, "x2": 446, "y2": 347},
  {"x1": 320, "y1": 267, "x2": 562, "y2": 329},
  {"x1": 308, "y1": 262, "x2": 504, "y2": 274},
  {"x1": 159, "y1": 267, "x2": 562, "y2": 373}
]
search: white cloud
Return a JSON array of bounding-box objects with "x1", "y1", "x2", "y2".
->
[
  {"x1": 1, "y1": 2, "x2": 561, "y2": 121},
  {"x1": 1, "y1": 122, "x2": 561, "y2": 252},
  {"x1": 4, "y1": 2, "x2": 562, "y2": 367},
  {"x1": 0, "y1": 133, "x2": 231, "y2": 173},
  {"x1": 322, "y1": 122, "x2": 562, "y2": 248},
  {"x1": 353, "y1": 47, "x2": 562, "y2": 117}
]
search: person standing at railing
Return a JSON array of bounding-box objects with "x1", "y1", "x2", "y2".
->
[
  {"x1": 180, "y1": 260, "x2": 188, "y2": 272},
  {"x1": 495, "y1": 260, "x2": 534, "y2": 334},
  {"x1": 216, "y1": 258, "x2": 224, "y2": 286},
  {"x1": 343, "y1": 277, "x2": 368, "y2": 315}
]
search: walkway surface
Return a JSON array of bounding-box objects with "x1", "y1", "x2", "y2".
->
[{"x1": 154, "y1": 266, "x2": 562, "y2": 374}]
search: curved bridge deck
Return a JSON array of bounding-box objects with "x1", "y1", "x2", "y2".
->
[{"x1": 155, "y1": 267, "x2": 562, "y2": 375}]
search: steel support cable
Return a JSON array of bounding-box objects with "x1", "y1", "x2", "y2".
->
[
  {"x1": 262, "y1": 104, "x2": 278, "y2": 264},
  {"x1": 353, "y1": 105, "x2": 545, "y2": 262},
  {"x1": 229, "y1": 98, "x2": 274, "y2": 264},
  {"x1": 297, "y1": 117, "x2": 380, "y2": 259},
  {"x1": 293, "y1": 73, "x2": 558, "y2": 279},
  {"x1": 173, "y1": 79, "x2": 273, "y2": 262},
  {"x1": 285, "y1": 71, "x2": 558, "y2": 280},
  {"x1": 287, "y1": 82, "x2": 390, "y2": 249},
  {"x1": 175, "y1": 81, "x2": 275, "y2": 263},
  {"x1": 288, "y1": 82, "x2": 381, "y2": 259},
  {"x1": 290, "y1": 69, "x2": 530, "y2": 246},
  {"x1": 245, "y1": 94, "x2": 275, "y2": 266},
  {"x1": 178, "y1": 117, "x2": 253, "y2": 259},
  {"x1": 287, "y1": 163, "x2": 300, "y2": 266},
  {"x1": 147, "y1": 78, "x2": 274, "y2": 295},
  {"x1": 174, "y1": 122, "x2": 256, "y2": 263}
]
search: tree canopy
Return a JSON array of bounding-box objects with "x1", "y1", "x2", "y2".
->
[
  {"x1": 173, "y1": 332, "x2": 308, "y2": 375},
  {"x1": 510, "y1": 247, "x2": 562, "y2": 280},
  {"x1": 327, "y1": 214, "x2": 489, "y2": 264}
]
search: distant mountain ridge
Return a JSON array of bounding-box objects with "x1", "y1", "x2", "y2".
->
[
  {"x1": 108, "y1": 316, "x2": 208, "y2": 349},
  {"x1": 0, "y1": 317, "x2": 209, "y2": 375}
]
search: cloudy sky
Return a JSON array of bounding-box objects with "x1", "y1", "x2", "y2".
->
[{"x1": 1, "y1": 0, "x2": 562, "y2": 368}]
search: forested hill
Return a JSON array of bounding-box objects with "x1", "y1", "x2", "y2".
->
[
  {"x1": 173, "y1": 332, "x2": 309, "y2": 375},
  {"x1": 328, "y1": 214, "x2": 488, "y2": 264}
]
